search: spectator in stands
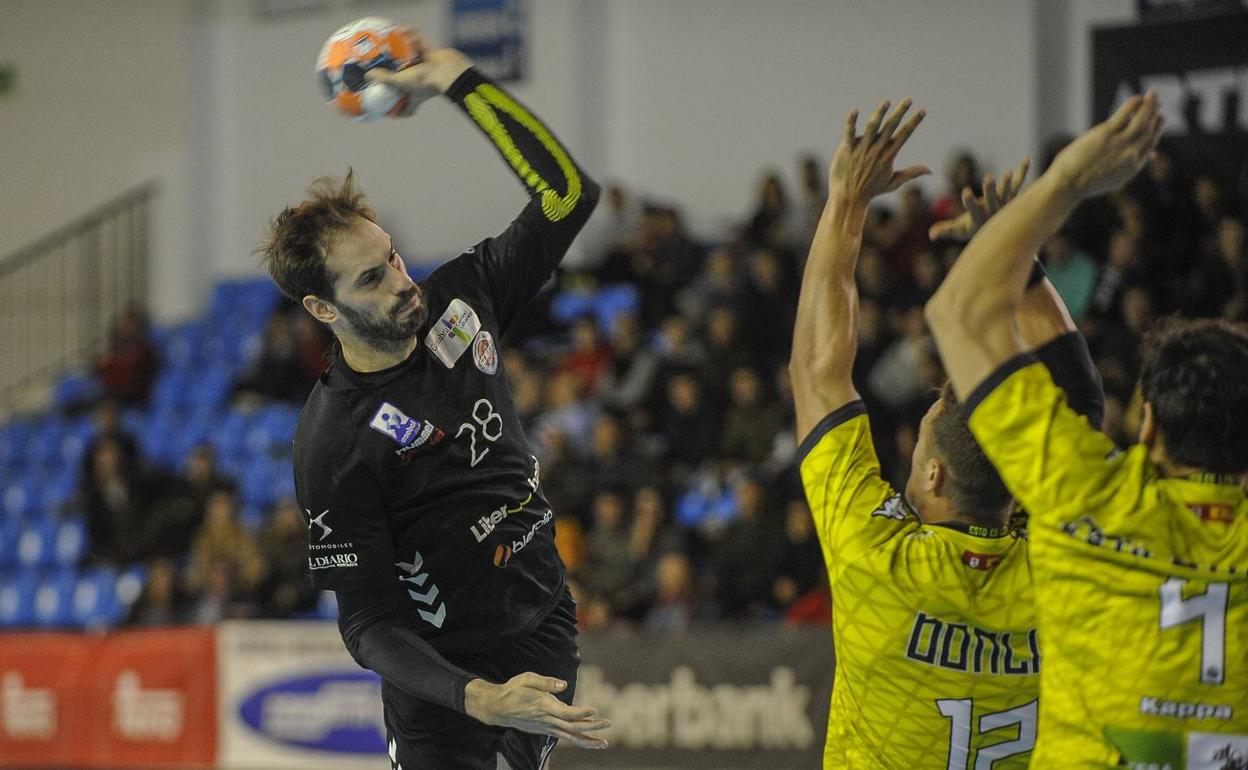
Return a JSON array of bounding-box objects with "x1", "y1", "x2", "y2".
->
[
  {"x1": 257, "y1": 498, "x2": 318, "y2": 618},
  {"x1": 599, "y1": 312, "x2": 660, "y2": 413},
  {"x1": 745, "y1": 171, "x2": 794, "y2": 250},
  {"x1": 654, "y1": 314, "x2": 707, "y2": 374},
  {"x1": 643, "y1": 553, "x2": 697, "y2": 632},
  {"x1": 794, "y1": 154, "x2": 827, "y2": 253},
  {"x1": 577, "y1": 490, "x2": 636, "y2": 612},
  {"x1": 711, "y1": 477, "x2": 785, "y2": 619},
  {"x1": 585, "y1": 413, "x2": 651, "y2": 494},
  {"x1": 931, "y1": 150, "x2": 980, "y2": 221},
  {"x1": 94, "y1": 305, "x2": 158, "y2": 406},
  {"x1": 125, "y1": 558, "x2": 187, "y2": 626},
  {"x1": 1041, "y1": 228, "x2": 1098, "y2": 321},
  {"x1": 677, "y1": 246, "x2": 747, "y2": 322},
  {"x1": 556, "y1": 316, "x2": 612, "y2": 394},
  {"x1": 700, "y1": 305, "x2": 753, "y2": 405},
  {"x1": 532, "y1": 370, "x2": 598, "y2": 455},
  {"x1": 720, "y1": 366, "x2": 783, "y2": 465},
  {"x1": 739, "y1": 248, "x2": 798, "y2": 367},
  {"x1": 185, "y1": 483, "x2": 265, "y2": 607},
  {"x1": 81, "y1": 433, "x2": 156, "y2": 564},
  {"x1": 879, "y1": 185, "x2": 936, "y2": 279},
  {"x1": 660, "y1": 371, "x2": 719, "y2": 479},
  {"x1": 770, "y1": 499, "x2": 823, "y2": 612},
  {"x1": 575, "y1": 182, "x2": 641, "y2": 276},
  {"x1": 232, "y1": 310, "x2": 319, "y2": 404}
]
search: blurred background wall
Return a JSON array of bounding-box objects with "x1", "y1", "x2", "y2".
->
[{"x1": 0, "y1": 0, "x2": 1131, "y2": 323}]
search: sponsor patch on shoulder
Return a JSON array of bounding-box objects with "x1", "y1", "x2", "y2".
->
[
  {"x1": 961, "y1": 551, "x2": 1003, "y2": 571},
  {"x1": 425, "y1": 298, "x2": 482, "y2": 368},
  {"x1": 473, "y1": 330, "x2": 498, "y2": 375}
]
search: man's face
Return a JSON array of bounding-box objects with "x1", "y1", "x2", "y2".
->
[{"x1": 322, "y1": 217, "x2": 427, "y2": 347}]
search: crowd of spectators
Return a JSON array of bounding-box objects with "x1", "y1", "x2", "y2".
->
[{"x1": 69, "y1": 136, "x2": 1248, "y2": 631}]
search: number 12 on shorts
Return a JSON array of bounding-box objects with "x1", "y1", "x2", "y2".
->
[{"x1": 936, "y1": 698, "x2": 1037, "y2": 770}]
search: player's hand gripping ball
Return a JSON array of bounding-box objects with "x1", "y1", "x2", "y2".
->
[{"x1": 317, "y1": 17, "x2": 422, "y2": 121}]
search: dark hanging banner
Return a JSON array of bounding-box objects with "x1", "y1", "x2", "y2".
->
[
  {"x1": 448, "y1": 0, "x2": 526, "y2": 83},
  {"x1": 1092, "y1": 12, "x2": 1248, "y2": 189},
  {"x1": 558, "y1": 627, "x2": 835, "y2": 769},
  {"x1": 1136, "y1": 0, "x2": 1247, "y2": 23}
]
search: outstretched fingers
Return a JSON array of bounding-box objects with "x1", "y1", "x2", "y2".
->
[
  {"x1": 878, "y1": 98, "x2": 913, "y2": 142},
  {"x1": 864, "y1": 100, "x2": 891, "y2": 143},
  {"x1": 892, "y1": 107, "x2": 926, "y2": 149},
  {"x1": 844, "y1": 109, "x2": 860, "y2": 147}
]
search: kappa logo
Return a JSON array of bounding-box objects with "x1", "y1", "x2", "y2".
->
[
  {"x1": 370, "y1": 402, "x2": 422, "y2": 445},
  {"x1": 871, "y1": 494, "x2": 911, "y2": 522},
  {"x1": 306, "y1": 508, "x2": 332, "y2": 542},
  {"x1": 473, "y1": 330, "x2": 498, "y2": 375}
]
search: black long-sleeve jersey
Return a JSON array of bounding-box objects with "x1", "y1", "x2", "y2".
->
[{"x1": 292, "y1": 68, "x2": 599, "y2": 707}]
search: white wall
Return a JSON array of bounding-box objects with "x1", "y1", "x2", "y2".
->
[
  {"x1": 199, "y1": 0, "x2": 602, "y2": 280},
  {"x1": 0, "y1": 0, "x2": 198, "y2": 319},
  {"x1": 1, "y1": 0, "x2": 1136, "y2": 324},
  {"x1": 600, "y1": 0, "x2": 1038, "y2": 233}
]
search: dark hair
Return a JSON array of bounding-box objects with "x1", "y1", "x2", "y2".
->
[
  {"x1": 1139, "y1": 317, "x2": 1248, "y2": 474},
  {"x1": 931, "y1": 381, "x2": 1013, "y2": 526},
  {"x1": 259, "y1": 168, "x2": 377, "y2": 303}
]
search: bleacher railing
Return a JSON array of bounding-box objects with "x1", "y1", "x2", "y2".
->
[{"x1": 0, "y1": 183, "x2": 156, "y2": 410}]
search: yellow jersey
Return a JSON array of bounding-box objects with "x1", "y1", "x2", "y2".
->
[
  {"x1": 967, "y1": 358, "x2": 1248, "y2": 769},
  {"x1": 799, "y1": 401, "x2": 1038, "y2": 769}
]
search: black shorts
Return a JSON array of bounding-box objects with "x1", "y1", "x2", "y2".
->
[{"x1": 383, "y1": 590, "x2": 579, "y2": 770}]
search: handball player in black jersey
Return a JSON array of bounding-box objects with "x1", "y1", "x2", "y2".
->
[{"x1": 259, "y1": 42, "x2": 606, "y2": 770}]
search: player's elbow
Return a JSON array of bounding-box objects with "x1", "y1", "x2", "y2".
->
[
  {"x1": 577, "y1": 172, "x2": 601, "y2": 214},
  {"x1": 925, "y1": 284, "x2": 1008, "y2": 341}
]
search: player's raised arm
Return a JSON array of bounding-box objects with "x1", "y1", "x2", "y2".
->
[
  {"x1": 925, "y1": 93, "x2": 1163, "y2": 400},
  {"x1": 790, "y1": 99, "x2": 928, "y2": 441},
  {"x1": 930, "y1": 159, "x2": 1106, "y2": 426},
  {"x1": 369, "y1": 47, "x2": 600, "y2": 325}
]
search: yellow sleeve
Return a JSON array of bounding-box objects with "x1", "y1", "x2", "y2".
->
[
  {"x1": 965, "y1": 356, "x2": 1128, "y2": 527},
  {"x1": 798, "y1": 401, "x2": 918, "y2": 579}
]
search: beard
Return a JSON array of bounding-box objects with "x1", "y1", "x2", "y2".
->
[{"x1": 337, "y1": 285, "x2": 428, "y2": 355}]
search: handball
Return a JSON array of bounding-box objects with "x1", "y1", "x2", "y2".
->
[{"x1": 317, "y1": 17, "x2": 421, "y2": 121}]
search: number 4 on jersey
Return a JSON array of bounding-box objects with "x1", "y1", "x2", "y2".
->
[{"x1": 1159, "y1": 577, "x2": 1229, "y2": 685}]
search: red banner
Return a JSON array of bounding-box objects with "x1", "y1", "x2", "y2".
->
[{"x1": 0, "y1": 628, "x2": 216, "y2": 768}]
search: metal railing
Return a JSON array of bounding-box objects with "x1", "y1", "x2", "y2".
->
[{"x1": 0, "y1": 183, "x2": 157, "y2": 410}]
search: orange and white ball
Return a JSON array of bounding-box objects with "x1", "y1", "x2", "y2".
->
[{"x1": 316, "y1": 17, "x2": 420, "y2": 121}]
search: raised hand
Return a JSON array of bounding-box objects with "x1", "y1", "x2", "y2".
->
[
  {"x1": 364, "y1": 36, "x2": 472, "y2": 113},
  {"x1": 1049, "y1": 91, "x2": 1164, "y2": 200},
  {"x1": 828, "y1": 98, "x2": 930, "y2": 204},
  {"x1": 929, "y1": 157, "x2": 1031, "y2": 241},
  {"x1": 464, "y1": 673, "x2": 611, "y2": 750}
]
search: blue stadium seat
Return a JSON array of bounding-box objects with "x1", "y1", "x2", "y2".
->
[
  {"x1": 593, "y1": 284, "x2": 641, "y2": 331},
  {"x1": 58, "y1": 418, "x2": 94, "y2": 466},
  {"x1": 73, "y1": 567, "x2": 122, "y2": 628},
  {"x1": 0, "y1": 570, "x2": 37, "y2": 627},
  {"x1": 240, "y1": 460, "x2": 280, "y2": 510},
  {"x1": 0, "y1": 520, "x2": 18, "y2": 566},
  {"x1": 33, "y1": 570, "x2": 77, "y2": 627},
  {"x1": 42, "y1": 468, "x2": 78, "y2": 515},
  {"x1": 114, "y1": 565, "x2": 146, "y2": 611},
  {"x1": 550, "y1": 290, "x2": 595, "y2": 324},
  {"x1": 2, "y1": 476, "x2": 42, "y2": 521},
  {"x1": 158, "y1": 322, "x2": 207, "y2": 371},
  {"x1": 53, "y1": 518, "x2": 87, "y2": 566},
  {"x1": 16, "y1": 519, "x2": 58, "y2": 568},
  {"x1": 51, "y1": 371, "x2": 100, "y2": 410}
]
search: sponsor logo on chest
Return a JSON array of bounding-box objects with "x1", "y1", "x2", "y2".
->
[
  {"x1": 369, "y1": 401, "x2": 446, "y2": 463},
  {"x1": 425, "y1": 298, "x2": 483, "y2": 369}
]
